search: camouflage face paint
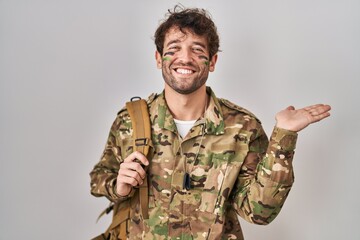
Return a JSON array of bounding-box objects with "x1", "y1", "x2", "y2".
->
[
  {"x1": 162, "y1": 51, "x2": 174, "y2": 62},
  {"x1": 162, "y1": 56, "x2": 171, "y2": 62},
  {"x1": 199, "y1": 55, "x2": 209, "y2": 66}
]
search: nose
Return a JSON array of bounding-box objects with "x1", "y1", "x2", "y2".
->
[{"x1": 177, "y1": 48, "x2": 194, "y2": 64}]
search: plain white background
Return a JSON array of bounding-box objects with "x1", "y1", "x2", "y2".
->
[{"x1": 1, "y1": 0, "x2": 359, "y2": 239}]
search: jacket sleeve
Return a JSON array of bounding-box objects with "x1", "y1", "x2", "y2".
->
[
  {"x1": 231, "y1": 124, "x2": 298, "y2": 225},
  {"x1": 89, "y1": 115, "x2": 135, "y2": 203}
]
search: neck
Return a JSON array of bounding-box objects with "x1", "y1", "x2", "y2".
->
[{"x1": 164, "y1": 85, "x2": 208, "y2": 121}]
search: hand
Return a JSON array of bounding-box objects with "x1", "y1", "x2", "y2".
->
[
  {"x1": 116, "y1": 151, "x2": 149, "y2": 197},
  {"x1": 275, "y1": 104, "x2": 331, "y2": 132}
]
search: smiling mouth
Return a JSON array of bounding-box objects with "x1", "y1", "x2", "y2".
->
[{"x1": 174, "y1": 68, "x2": 195, "y2": 75}]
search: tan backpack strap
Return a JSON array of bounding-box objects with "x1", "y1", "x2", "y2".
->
[
  {"x1": 93, "y1": 97, "x2": 152, "y2": 240},
  {"x1": 126, "y1": 97, "x2": 151, "y2": 219},
  {"x1": 92, "y1": 202, "x2": 130, "y2": 240},
  {"x1": 126, "y1": 98, "x2": 151, "y2": 157},
  {"x1": 96, "y1": 202, "x2": 114, "y2": 223}
]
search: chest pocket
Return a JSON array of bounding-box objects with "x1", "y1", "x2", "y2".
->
[{"x1": 196, "y1": 146, "x2": 236, "y2": 214}]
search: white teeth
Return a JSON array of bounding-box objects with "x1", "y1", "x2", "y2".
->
[{"x1": 176, "y1": 68, "x2": 193, "y2": 74}]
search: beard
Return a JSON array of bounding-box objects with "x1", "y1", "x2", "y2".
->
[{"x1": 161, "y1": 63, "x2": 209, "y2": 95}]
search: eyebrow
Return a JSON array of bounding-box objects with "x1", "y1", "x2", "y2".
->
[
  {"x1": 165, "y1": 40, "x2": 208, "y2": 50},
  {"x1": 192, "y1": 41, "x2": 207, "y2": 50},
  {"x1": 166, "y1": 40, "x2": 181, "y2": 47}
]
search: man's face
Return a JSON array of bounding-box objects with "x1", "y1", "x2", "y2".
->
[{"x1": 156, "y1": 27, "x2": 217, "y2": 95}]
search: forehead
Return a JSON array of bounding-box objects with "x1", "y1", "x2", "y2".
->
[{"x1": 164, "y1": 27, "x2": 208, "y2": 48}]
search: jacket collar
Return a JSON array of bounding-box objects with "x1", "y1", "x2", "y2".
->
[{"x1": 149, "y1": 87, "x2": 225, "y2": 137}]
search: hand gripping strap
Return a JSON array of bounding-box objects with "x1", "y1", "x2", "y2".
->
[
  {"x1": 126, "y1": 98, "x2": 151, "y2": 220},
  {"x1": 93, "y1": 98, "x2": 151, "y2": 240}
]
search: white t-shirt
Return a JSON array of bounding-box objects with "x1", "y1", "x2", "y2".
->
[{"x1": 174, "y1": 119, "x2": 197, "y2": 139}]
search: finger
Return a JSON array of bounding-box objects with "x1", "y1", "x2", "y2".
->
[
  {"x1": 119, "y1": 168, "x2": 144, "y2": 185},
  {"x1": 120, "y1": 162, "x2": 147, "y2": 179},
  {"x1": 123, "y1": 151, "x2": 149, "y2": 166},
  {"x1": 307, "y1": 104, "x2": 331, "y2": 116},
  {"x1": 118, "y1": 174, "x2": 143, "y2": 187},
  {"x1": 315, "y1": 104, "x2": 331, "y2": 114},
  {"x1": 286, "y1": 106, "x2": 295, "y2": 111},
  {"x1": 312, "y1": 111, "x2": 331, "y2": 122},
  {"x1": 304, "y1": 104, "x2": 325, "y2": 111}
]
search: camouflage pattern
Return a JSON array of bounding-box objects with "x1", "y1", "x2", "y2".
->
[{"x1": 90, "y1": 87, "x2": 298, "y2": 239}]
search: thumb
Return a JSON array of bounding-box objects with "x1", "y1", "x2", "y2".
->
[{"x1": 286, "y1": 105, "x2": 295, "y2": 111}]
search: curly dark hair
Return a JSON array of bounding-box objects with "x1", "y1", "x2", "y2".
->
[{"x1": 154, "y1": 5, "x2": 220, "y2": 59}]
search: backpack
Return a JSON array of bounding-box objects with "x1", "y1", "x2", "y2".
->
[{"x1": 92, "y1": 97, "x2": 152, "y2": 240}]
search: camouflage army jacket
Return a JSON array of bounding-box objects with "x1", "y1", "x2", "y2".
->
[{"x1": 90, "y1": 87, "x2": 298, "y2": 240}]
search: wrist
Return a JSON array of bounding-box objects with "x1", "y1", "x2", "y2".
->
[
  {"x1": 275, "y1": 123, "x2": 298, "y2": 133},
  {"x1": 116, "y1": 184, "x2": 132, "y2": 197}
]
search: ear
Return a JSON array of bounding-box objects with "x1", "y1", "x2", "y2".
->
[
  {"x1": 208, "y1": 54, "x2": 218, "y2": 72},
  {"x1": 155, "y1": 51, "x2": 162, "y2": 69}
]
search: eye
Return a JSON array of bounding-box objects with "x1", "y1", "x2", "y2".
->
[
  {"x1": 198, "y1": 55, "x2": 209, "y2": 61},
  {"x1": 168, "y1": 45, "x2": 180, "y2": 50},
  {"x1": 164, "y1": 45, "x2": 180, "y2": 56},
  {"x1": 164, "y1": 51, "x2": 174, "y2": 56},
  {"x1": 193, "y1": 47, "x2": 205, "y2": 53}
]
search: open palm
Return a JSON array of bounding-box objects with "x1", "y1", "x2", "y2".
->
[{"x1": 276, "y1": 104, "x2": 331, "y2": 132}]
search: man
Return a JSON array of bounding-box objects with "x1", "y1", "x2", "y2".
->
[{"x1": 90, "y1": 6, "x2": 331, "y2": 240}]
